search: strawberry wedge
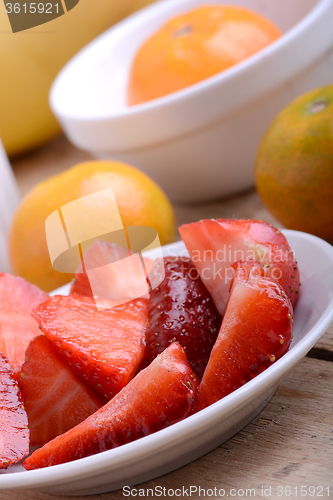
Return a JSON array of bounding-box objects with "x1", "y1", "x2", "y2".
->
[
  {"x1": 32, "y1": 295, "x2": 148, "y2": 399},
  {"x1": 192, "y1": 260, "x2": 294, "y2": 412},
  {"x1": 144, "y1": 257, "x2": 221, "y2": 379},
  {"x1": 179, "y1": 219, "x2": 300, "y2": 315},
  {"x1": 23, "y1": 342, "x2": 198, "y2": 469},
  {"x1": 19, "y1": 335, "x2": 105, "y2": 446},
  {"x1": 0, "y1": 273, "x2": 48, "y2": 377},
  {"x1": 0, "y1": 352, "x2": 29, "y2": 468},
  {"x1": 70, "y1": 239, "x2": 153, "y2": 305}
]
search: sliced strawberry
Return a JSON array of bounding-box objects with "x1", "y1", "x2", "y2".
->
[
  {"x1": 70, "y1": 271, "x2": 93, "y2": 297},
  {"x1": 192, "y1": 260, "x2": 294, "y2": 412},
  {"x1": 32, "y1": 295, "x2": 148, "y2": 399},
  {"x1": 0, "y1": 273, "x2": 48, "y2": 378},
  {"x1": 0, "y1": 352, "x2": 29, "y2": 468},
  {"x1": 230, "y1": 259, "x2": 265, "y2": 283},
  {"x1": 70, "y1": 239, "x2": 153, "y2": 306},
  {"x1": 70, "y1": 240, "x2": 129, "y2": 297},
  {"x1": 143, "y1": 257, "x2": 221, "y2": 379},
  {"x1": 179, "y1": 219, "x2": 300, "y2": 315},
  {"x1": 23, "y1": 342, "x2": 198, "y2": 469},
  {"x1": 19, "y1": 335, "x2": 105, "y2": 447}
]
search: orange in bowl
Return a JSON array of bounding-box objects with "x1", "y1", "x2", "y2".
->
[{"x1": 127, "y1": 4, "x2": 281, "y2": 105}]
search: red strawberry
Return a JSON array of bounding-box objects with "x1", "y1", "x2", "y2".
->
[
  {"x1": 32, "y1": 295, "x2": 148, "y2": 399},
  {"x1": 23, "y1": 342, "x2": 198, "y2": 469},
  {"x1": 70, "y1": 240, "x2": 153, "y2": 306},
  {"x1": 0, "y1": 273, "x2": 48, "y2": 378},
  {"x1": 19, "y1": 335, "x2": 105, "y2": 446},
  {"x1": 70, "y1": 271, "x2": 93, "y2": 297},
  {"x1": 192, "y1": 260, "x2": 294, "y2": 412},
  {"x1": 143, "y1": 257, "x2": 221, "y2": 379},
  {"x1": 179, "y1": 219, "x2": 300, "y2": 315},
  {"x1": 0, "y1": 352, "x2": 29, "y2": 468}
]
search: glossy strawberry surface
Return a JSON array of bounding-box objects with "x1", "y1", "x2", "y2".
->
[
  {"x1": 19, "y1": 335, "x2": 104, "y2": 446},
  {"x1": 193, "y1": 260, "x2": 294, "y2": 412},
  {"x1": 32, "y1": 295, "x2": 148, "y2": 399},
  {"x1": 0, "y1": 352, "x2": 29, "y2": 468},
  {"x1": 23, "y1": 343, "x2": 198, "y2": 469},
  {"x1": 0, "y1": 273, "x2": 48, "y2": 377},
  {"x1": 144, "y1": 257, "x2": 221, "y2": 379},
  {"x1": 179, "y1": 219, "x2": 300, "y2": 315}
]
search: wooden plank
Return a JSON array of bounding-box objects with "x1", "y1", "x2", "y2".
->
[
  {"x1": 314, "y1": 322, "x2": 333, "y2": 353},
  {"x1": 1, "y1": 357, "x2": 331, "y2": 500},
  {"x1": 11, "y1": 136, "x2": 93, "y2": 197},
  {"x1": 11, "y1": 136, "x2": 281, "y2": 227}
]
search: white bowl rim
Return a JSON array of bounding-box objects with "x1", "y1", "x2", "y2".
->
[{"x1": 50, "y1": 0, "x2": 333, "y2": 125}]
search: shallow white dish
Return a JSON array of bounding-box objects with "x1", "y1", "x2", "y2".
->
[
  {"x1": 1, "y1": 230, "x2": 333, "y2": 496},
  {"x1": 50, "y1": 0, "x2": 333, "y2": 202}
]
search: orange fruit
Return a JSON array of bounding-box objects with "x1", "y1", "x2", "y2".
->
[
  {"x1": 9, "y1": 161, "x2": 176, "y2": 291},
  {"x1": 255, "y1": 85, "x2": 333, "y2": 242},
  {"x1": 127, "y1": 4, "x2": 281, "y2": 105}
]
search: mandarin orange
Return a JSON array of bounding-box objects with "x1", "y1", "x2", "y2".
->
[
  {"x1": 9, "y1": 161, "x2": 176, "y2": 291},
  {"x1": 255, "y1": 85, "x2": 333, "y2": 242},
  {"x1": 127, "y1": 4, "x2": 281, "y2": 105}
]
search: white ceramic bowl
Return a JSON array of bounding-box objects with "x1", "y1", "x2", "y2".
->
[
  {"x1": 0, "y1": 139, "x2": 19, "y2": 272},
  {"x1": 50, "y1": 0, "x2": 333, "y2": 202},
  {"x1": 1, "y1": 230, "x2": 333, "y2": 496}
]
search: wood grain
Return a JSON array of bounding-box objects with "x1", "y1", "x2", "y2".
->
[
  {"x1": 12, "y1": 136, "x2": 93, "y2": 197},
  {"x1": 11, "y1": 135, "x2": 281, "y2": 228},
  {"x1": 314, "y1": 322, "x2": 333, "y2": 353}
]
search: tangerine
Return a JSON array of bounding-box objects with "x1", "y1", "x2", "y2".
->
[
  {"x1": 255, "y1": 85, "x2": 333, "y2": 242},
  {"x1": 127, "y1": 4, "x2": 281, "y2": 105},
  {"x1": 9, "y1": 161, "x2": 176, "y2": 291}
]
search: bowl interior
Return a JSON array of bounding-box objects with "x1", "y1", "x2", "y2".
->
[
  {"x1": 51, "y1": 0, "x2": 320, "y2": 119},
  {"x1": 283, "y1": 231, "x2": 333, "y2": 348}
]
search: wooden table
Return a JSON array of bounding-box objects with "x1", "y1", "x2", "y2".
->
[{"x1": 3, "y1": 136, "x2": 333, "y2": 500}]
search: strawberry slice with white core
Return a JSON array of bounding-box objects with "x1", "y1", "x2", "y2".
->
[
  {"x1": 192, "y1": 260, "x2": 294, "y2": 412},
  {"x1": 23, "y1": 342, "x2": 199, "y2": 470},
  {"x1": 32, "y1": 295, "x2": 148, "y2": 399},
  {"x1": 179, "y1": 219, "x2": 300, "y2": 315}
]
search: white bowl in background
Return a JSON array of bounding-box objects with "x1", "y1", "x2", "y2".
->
[{"x1": 50, "y1": 0, "x2": 333, "y2": 203}]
